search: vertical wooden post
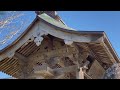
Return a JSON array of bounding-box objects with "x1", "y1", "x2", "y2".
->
[
  {"x1": 76, "y1": 67, "x2": 84, "y2": 79},
  {"x1": 79, "y1": 67, "x2": 84, "y2": 79}
]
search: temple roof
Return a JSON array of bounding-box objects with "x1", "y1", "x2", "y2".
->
[
  {"x1": 0, "y1": 11, "x2": 119, "y2": 78},
  {"x1": 38, "y1": 13, "x2": 74, "y2": 30},
  {"x1": 0, "y1": 12, "x2": 105, "y2": 53}
]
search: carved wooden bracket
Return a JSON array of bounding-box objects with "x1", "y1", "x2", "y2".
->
[
  {"x1": 32, "y1": 28, "x2": 48, "y2": 46},
  {"x1": 6, "y1": 29, "x2": 48, "y2": 59},
  {"x1": 34, "y1": 36, "x2": 43, "y2": 46},
  {"x1": 64, "y1": 39, "x2": 73, "y2": 45}
]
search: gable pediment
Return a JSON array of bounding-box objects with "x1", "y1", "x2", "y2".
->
[{"x1": 0, "y1": 12, "x2": 119, "y2": 79}]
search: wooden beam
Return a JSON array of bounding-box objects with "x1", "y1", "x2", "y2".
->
[
  {"x1": 53, "y1": 74, "x2": 65, "y2": 79},
  {"x1": 47, "y1": 57, "x2": 64, "y2": 67},
  {"x1": 29, "y1": 45, "x2": 67, "y2": 58},
  {"x1": 14, "y1": 52, "x2": 30, "y2": 78},
  {"x1": 53, "y1": 65, "x2": 77, "y2": 75},
  {"x1": 101, "y1": 42, "x2": 116, "y2": 63},
  {"x1": 28, "y1": 74, "x2": 45, "y2": 79},
  {"x1": 71, "y1": 43, "x2": 84, "y2": 66},
  {"x1": 34, "y1": 63, "x2": 54, "y2": 77},
  {"x1": 14, "y1": 52, "x2": 28, "y2": 62},
  {"x1": 84, "y1": 72, "x2": 92, "y2": 79},
  {"x1": 38, "y1": 21, "x2": 104, "y2": 43},
  {"x1": 34, "y1": 64, "x2": 77, "y2": 76}
]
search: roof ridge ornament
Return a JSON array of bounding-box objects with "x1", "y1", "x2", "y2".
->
[
  {"x1": 35, "y1": 11, "x2": 62, "y2": 22},
  {"x1": 35, "y1": 11, "x2": 57, "y2": 16}
]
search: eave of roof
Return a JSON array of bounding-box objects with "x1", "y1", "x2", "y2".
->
[
  {"x1": 0, "y1": 12, "x2": 119, "y2": 78},
  {"x1": 0, "y1": 13, "x2": 119, "y2": 62},
  {"x1": 103, "y1": 32, "x2": 120, "y2": 62},
  {"x1": 0, "y1": 13, "x2": 104, "y2": 53},
  {"x1": 37, "y1": 13, "x2": 119, "y2": 62},
  {"x1": 38, "y1": 13, "x2": 104, "y2": 35}
]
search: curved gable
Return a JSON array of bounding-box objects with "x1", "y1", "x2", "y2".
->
[
  {"x1": 0, "y1": 13, "x2": 105, "y2": 61},
  {"x1": 0, "y1": 12, "x2": 119, "y2": 78}
]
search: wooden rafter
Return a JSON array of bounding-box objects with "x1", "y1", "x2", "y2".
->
[
  {"x1": 14, "y1": 52, "x2": 28, "y2": 62},
  {"x1": 101, "y1": 42, "x2": 116, "y2": 63}
]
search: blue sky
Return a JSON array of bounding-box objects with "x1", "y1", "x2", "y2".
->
[
  {"x1": 58, "y1": 11, "x2": 120, "y2": 58},
  {"x1": 0, "y1": 11, "x2": 120, "y2": 78}
]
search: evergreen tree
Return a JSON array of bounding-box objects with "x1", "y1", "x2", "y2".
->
[{"x1": 103, "y1": 63, "x2": 120, "y2": 79}]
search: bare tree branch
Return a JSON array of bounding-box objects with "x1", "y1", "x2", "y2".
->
[{"x1": 0, "y1": 11, "x2": 24, "y2": 44}]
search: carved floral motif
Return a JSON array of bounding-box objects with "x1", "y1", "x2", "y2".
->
[{"x1": 33, "y1": 29, "x2": 48, "y2": 46}]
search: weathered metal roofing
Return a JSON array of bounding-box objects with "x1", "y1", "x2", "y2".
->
[
  {"x1": 38, "y1": 13, "x2": 75, "y2": 30},
  {"x1": 38, "y1": 13, "x2": 104, "y2": 35}
]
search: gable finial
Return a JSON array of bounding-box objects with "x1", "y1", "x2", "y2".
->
[{"x1": 35, "y1": 11, "x2": 57, "y2": 16}]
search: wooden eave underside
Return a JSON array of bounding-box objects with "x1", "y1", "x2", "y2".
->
[
  {"x1": 0, "y1": 14, "x2": 119, "y2": 78},
  {"x1": 0, "y1": 41, "x2": 119, "y2": 78}
]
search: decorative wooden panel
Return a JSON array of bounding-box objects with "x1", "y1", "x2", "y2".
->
[{"x1": 87, "y1": 60, "x2": 105, "y2": 79}]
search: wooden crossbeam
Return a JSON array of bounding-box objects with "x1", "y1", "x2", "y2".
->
[
  {"x1": 33, "y1": 61, "x2": 91, "y2": 79},
  {"x1": 53, "y1": 65, "x2": 77, "y2": 75},
  {"x1": 34, "y1": 63, "x2": 54, "y2": 77},
  {"x1": 84, "y1": 72, "x2": 92, "y2": 79},
  {"x1": 14, "y1": 52, "x2": 30, "y2": 78},
  {"x1": 14, "y1": 52, "x2": 28, "y2": 62},
  {"x1": 34, "y1": 64, "x2": 77, "y2": 78}
]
